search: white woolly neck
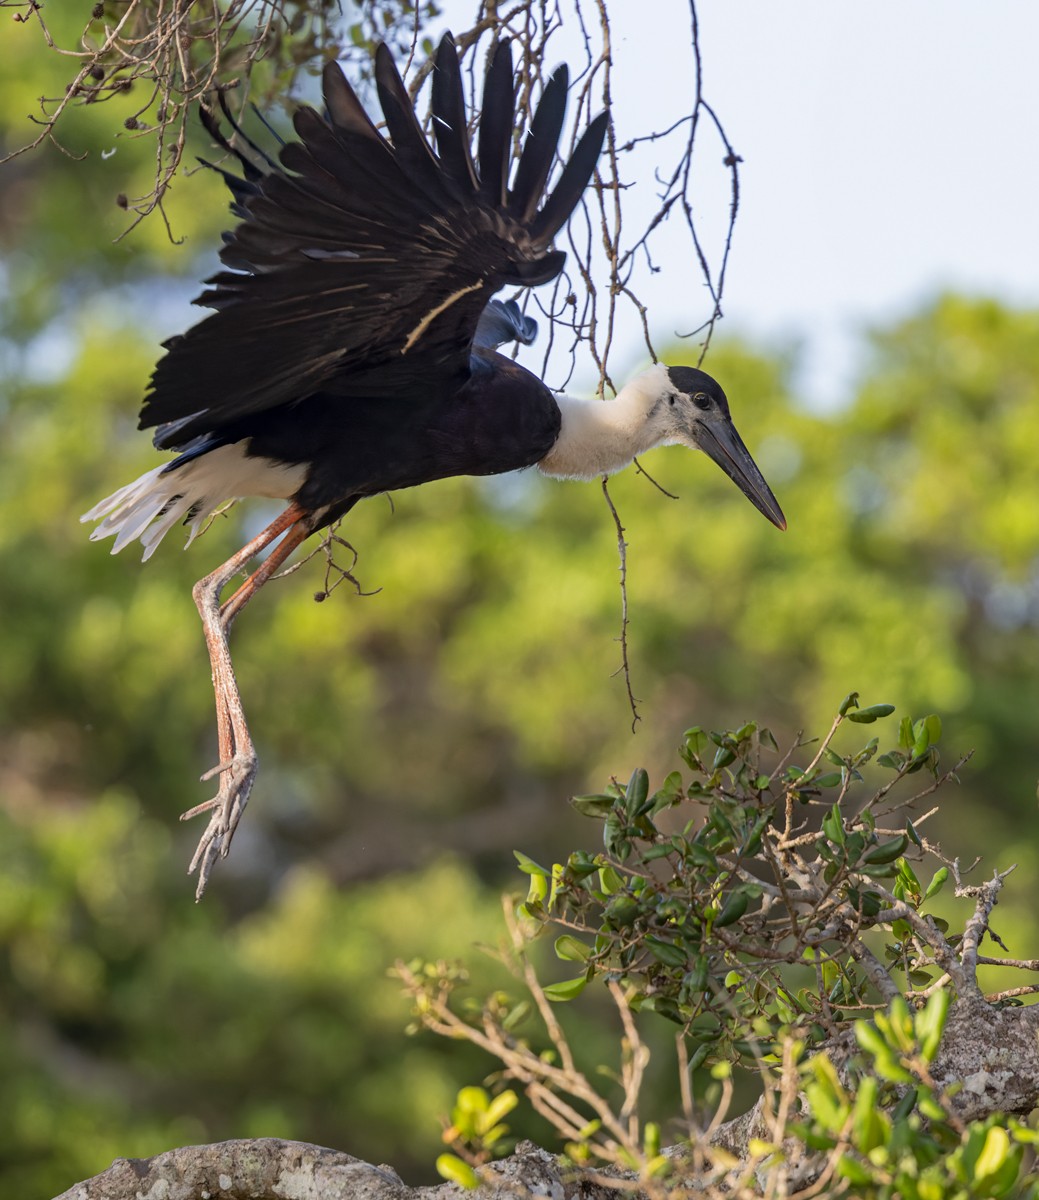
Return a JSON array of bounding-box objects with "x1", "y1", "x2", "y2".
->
[{"x1": 537, "y1": 363, "x2": 673, "y2": 481}]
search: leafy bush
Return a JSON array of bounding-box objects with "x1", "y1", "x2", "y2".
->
[{"x1": 403, "y1": 700, "x2": 1039, "y2": 1196}]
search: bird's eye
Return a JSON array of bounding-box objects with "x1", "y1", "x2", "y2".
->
[
  {"x1": 693, "y1": 392, "x2": 711, "y2": 410},
  {"x1": 668, "y1": 394, "x2": 677, "y2": 406}
]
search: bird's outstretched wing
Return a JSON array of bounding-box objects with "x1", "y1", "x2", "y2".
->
[{"x1": 142, "y1": 36, "x2": 607, "y2": 449}]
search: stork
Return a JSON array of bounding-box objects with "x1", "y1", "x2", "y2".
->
[{"x1": 83, "y1": 35, "x2": 786, "y2": 894}]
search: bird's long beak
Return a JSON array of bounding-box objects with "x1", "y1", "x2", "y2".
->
[{"x1": 695, "y1": 418, "x2": 787, "y2": 530}]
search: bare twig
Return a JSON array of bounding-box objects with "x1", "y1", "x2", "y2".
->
[
  {"x1": 4, "y1": 0, "x2": 443, "y2": 234},
  {"x1": 601, "y1": 477, "x2": 640, "y2": 728}
]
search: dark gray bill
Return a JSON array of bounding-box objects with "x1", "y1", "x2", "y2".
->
[{"x1": 698, "y1": 420, "x2": 786, "y2": 530}]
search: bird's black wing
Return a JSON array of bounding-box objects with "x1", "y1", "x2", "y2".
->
[{"x1": 142, "y1": 36, "x2": 607, "y2": 449}]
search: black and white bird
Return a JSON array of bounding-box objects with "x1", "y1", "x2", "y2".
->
[{"x1": 83, "y1": 35, "x2": 785, "y2": 893}]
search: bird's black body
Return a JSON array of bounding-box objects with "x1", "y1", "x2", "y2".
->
[
  {"x1": 82, "y1": 34, "x2": 785, "y2": 895},
  {"x1": 201, "y1": 352, "x2": 561, "y2": 523}
]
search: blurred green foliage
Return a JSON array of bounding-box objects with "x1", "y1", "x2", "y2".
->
[{"x1": 3, "y1": 13, "x2": 1039, "y2": 1200}]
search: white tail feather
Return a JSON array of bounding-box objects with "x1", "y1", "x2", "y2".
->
[{"x1": 81, "y1": 443, "x2": 307, "y2": 561}]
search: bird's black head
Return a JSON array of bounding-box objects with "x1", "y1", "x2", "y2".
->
[
  {"x1": 666, "y1": 366, "x2": 732, "y2": 418},
  {"x1": 663, "y1": 364, "x2": 786, "y2": 531}
]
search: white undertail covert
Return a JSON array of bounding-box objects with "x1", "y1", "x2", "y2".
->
[{"x1": 81, "y1": 443, "x2": 306, "y2": 560}]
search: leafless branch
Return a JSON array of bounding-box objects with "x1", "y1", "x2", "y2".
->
[{"x1": 2, "y1": 0, "x2": 441, "y2": 233}]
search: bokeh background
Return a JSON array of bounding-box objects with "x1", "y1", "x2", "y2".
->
[{"x1": 2, "y1": 3, "x2": 1038, "y2": 1196}]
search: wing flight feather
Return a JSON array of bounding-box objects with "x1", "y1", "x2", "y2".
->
[{"x1": 141, "y1": 35, "x2": 607, "y2": 447}]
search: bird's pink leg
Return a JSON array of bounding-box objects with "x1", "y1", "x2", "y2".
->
[{"x1": 182, "y1": 502, "x2": 314, "y2": 897}]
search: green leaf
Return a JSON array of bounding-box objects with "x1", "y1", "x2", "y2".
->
[
  {"x1": 814, "y1": 771, "x2": 843, "y2": 788},
  {"x1": 974, "y1": 1126, "x2": 1012, "y2": 1184},
  {"x1": 643, "y1": 1121, "x2": 661, "y2": 1158},
  {"x1": 642, "y1": 843, "x2": 674, "y2": 861},
  {"x1": 603, "y1": 896, "x2": 639, "y2": 928},
  {"x1": 683, "y1": 957, "x2": 710, "y2": 995},
  {"x1": 911, "y1": 715, "x2": 940, "y2": 759},
  {"x1": 898, "y1": 716, "x2": 915, "y2": 750},
  {"x1": 598, "y1": 865, "x2": 625, "y2": 895},
  {"x1": 838, "y1": 692, "x2": 860, "y2": 716},
  {"x1": 747, "y1": 1137, "x2": 779, "y2": 1159},
  {"x1": 847, "y1": 703, "x2": 896, "y2": 723},
  {"x1": 890, "y1": 1087, "x2": 918, "y2": 1121},
  {"x1": 854, "y1": 1020, "x2": 888, "y2": 1058},
  {"x1": 650, "y1": 771, "x2": 685, "y2": 813},
  {"x1": 872, "y1": 1051, "x2": 913, "y2": 1084},
  {"x1": 554, "y1": 935, "x2": 591, "y2": 963},
  {"x1": 1011, "y1": 1122, "x2": 1039, "y2": 1146},
  {"x1": 479, "y1": 1123, "x2": 510, "y2": 1148},
  {"x1": 854, "y1": 736, "x2": 879, "y2": 764},
  {"x1": 484, "y1": 1089, "x2": 519, "y2": 1129},
  {"x1": 436, "y1": 1155, "x2": 480, "y2": 1189},
  {"x1": 984, "y1": 1150, "x2": 1023, "y2": 1198},
  {"x1": 862, "y1": 834, "x2": 909, "y2": 864},
  {"x1": 914, "y1": 989, "x2": 950, "y2": 1063},
  {"x1": 639, "y1": 994, "x2": 684, "y2": 1023},
  {"x1": 683, "y1": 727, "x2": 709, "y2": 763},
  {"x1": 713, "y1": 746, "x2": 736, "y2": 770},
  {"x1": 645, "y1": 936, "x2": 687, "y2": 968},
  {"x1": 836, "y1": 1155, "x2": 874, "y2": 1185},
  {"x1": 805, "y1": 1055, "x2": 849, "y2": 1130},
  {"x1": 923, "y1": 866, "x2": 949, "y2": 901},
  {"x1": 822, "y1": 804, "x2": 846, "y2": 846},
  {"x1": 918, "y1": 1094, "x2": 947, "y2": 1121},
  {"x1": 513, "y1": 851, "x2": 548, "y2": 876},
  {"x1": 687, "y1": 1042, "x2": 711, "y2": 1071},
  {"x1": 848, "y1": 888, "x2": 882, "y2": 918},
  {"x1": 566, "y1": 852, "x2": 600, "y2": 881},
  {"x1": 898, "y1": 858, "x2": 920, "y2": 884},
  {"x1": 454, "y1": 1086, "x2": 489, "y2": 1116},
  {"x1": 851, "y1": 1076, "x2": 887, "y2": 1152},
  {"x1": 543, "y1": 975, "x2": 588, "y2": 1002},
  {"x1": 571, "y1": 793, "x2": 615, "y2": 818},
  {"x1": 854, "y1": 1017, "x2": 913, "y2": 1082},
  {"x1": 501, "y1": 1001, "x2": 531, "y2": 1031},
  {"x1": 714, "y1": 890, "x2": 750, "y2": 927},
  {"x1": 524, "y1": 873, "x2": 548, "y2": 904},
  {"x1": 548, "y1": 862, "x2": 566, "y2": 909},
  {"x1": 624, "y1": 767, "x2": 649, "y2": 816}
]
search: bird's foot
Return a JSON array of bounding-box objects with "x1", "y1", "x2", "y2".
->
[{"x1": 180, "y1": 751, "x2": 257, "y2": 900}]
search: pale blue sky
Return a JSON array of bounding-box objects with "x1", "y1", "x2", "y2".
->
[
  {"x1": 437, "y1": 3, "x2": 1039, "y2": 405},
  {"x1": 686, "y1": 3, "x2": 1039, "y2": 404}
]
